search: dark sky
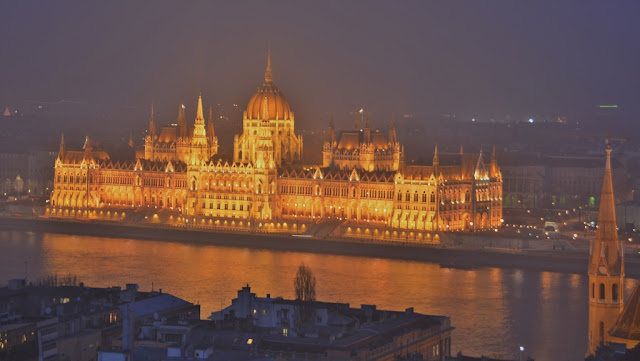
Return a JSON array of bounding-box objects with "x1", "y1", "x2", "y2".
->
[{"x1": 1, "y1": 1, "x2": 639, "y2": 132}]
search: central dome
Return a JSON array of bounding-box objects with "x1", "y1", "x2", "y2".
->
[
  {"x1": 246, "y1": 83, "x2": 292, "y2": 120},
  {"x1": 245, "y1": 51, "x2": 293, "y2": 120}
]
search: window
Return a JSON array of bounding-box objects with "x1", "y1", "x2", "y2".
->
[
  {"x1": 613, "y1": 284, "x2": 619, "y2": 302},
  {"x1": 599, "y1": 283, "x2": 605, "y2": 300},
  {"x1": 282, "y1": 328, "x2": 288, "y2": 337},
  {"x1": 592, "y1": 283, "x2": 595, "y2": 298}
]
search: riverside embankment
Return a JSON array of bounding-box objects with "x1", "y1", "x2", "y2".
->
[{"x1": 2, "y1": 216, "x2": 640, "y2": 276}]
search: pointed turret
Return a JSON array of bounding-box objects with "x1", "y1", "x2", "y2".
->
[
  {"x1": 58, "y1": 133, "x2": 65, "y2": 160},
  {"x1": 264, "y1": 48, "x2": 273, "y2": 84},
  {"x1": 192, "y1": 92, "x2": 207, "y2": 140},
  {"x1": 327, "y1": 114, "x2": 335, "y2": 145},
  {"x1": 389, "y1": 113, "x2": 397, "y2": 144},
  {"x1": 589, "y1": 143, "x2": 623, "y2": 277},
  {"x1": 490, "y1": 145, "x2": 501, "y2": 178},
  {"x1": 83, "y1": 135, "x2": 92, "y2": 159},
  {"x1": 587, "y1": 142, "x2": 625, "y2": 354},
  {"x1": 363, "y1": 115, "x2": 371, "y2": 143},
  {"x1": 178, "y1": 104, "x2": 187, "y2": 138},
  {"x1": 195, "y1": 91, "x2": 205, "y2": 126},
  {"x1": 433, "y1": 144, "x2": 439, "y2": 167},
  {"x1": 148, "y1": 103, "x2": 156, "y2": 140},
  {"x1": 207, "y1": 105, "x2": 216, "y2": 141}
]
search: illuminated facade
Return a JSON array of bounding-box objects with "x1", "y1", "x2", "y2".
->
[{"x1": 48, "y1": 53, "x2": 503, "y2": 235}]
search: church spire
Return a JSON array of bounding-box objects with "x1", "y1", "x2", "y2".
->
[
  {"x1": 389, "y1": 113, "x2": 397, "y2": 144},
  {"x1": 58, "y1": 133, "x2": 65, "y2": 160},
  {"x1": 128, "y1": 132, "x2": 134, "y2": 148},
  {"x1": 265, "y1": 48, "x2": 273, "y2": 84},
  {"x1": 148, "y1": 103, "x2": 156, "y2": 140},
  {"x1": 589, "y1": 142, "x2": 623, "y2": 277},
  {"x1": 587, "y1": 141, "x2": 624, "y2": 355}
]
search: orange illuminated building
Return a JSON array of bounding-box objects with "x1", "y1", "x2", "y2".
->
[{"x1": 48, "y1": 52, "x2": 503, "y2": 238}]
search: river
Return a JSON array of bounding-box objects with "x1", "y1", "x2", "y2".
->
[{"x1": 1, "y1": 230, "x2": 636, "y2": 360}]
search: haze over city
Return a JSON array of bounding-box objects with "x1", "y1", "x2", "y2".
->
[{"x1": 2, "y1": 1, "x2": 639, "y2": 136}]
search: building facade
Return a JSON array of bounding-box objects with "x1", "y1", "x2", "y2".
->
[{"x1": 48, "y1": 53, "x2": 502, "y2": 234}]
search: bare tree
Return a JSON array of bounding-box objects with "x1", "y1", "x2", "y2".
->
[{"x1": 294, "y1": 262, "x2": 316, "y2": 302}]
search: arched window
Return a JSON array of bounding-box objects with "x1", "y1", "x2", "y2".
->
[
  {"x1": 613, "y1": 284, "x2": 619, "y2": 302},
  {"x1": 422, "y1": 192, "x2": 427, "y2": 203},
  {"x1": 405, "y1": 191, "x2": 410, "y2": 202},
  {"x1": 414, "y1": 191, "x2": 418, "y2": 202},
  {"x1": 599, "y1": 283, "x2": 605, "y2": 300},
  {"x1": 591, "y1": 283, "x2": 595, "y2": 299},
  {"x1": 397, "y1": 191, "x2": 402, "y2": 201},
  {"x1": 430, "y1": 192, "x2": 436, "y2": 203}
]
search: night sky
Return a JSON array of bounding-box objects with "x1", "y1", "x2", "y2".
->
[{"x1": 1, "y1": 1, "x2": 639, "y2": 133}]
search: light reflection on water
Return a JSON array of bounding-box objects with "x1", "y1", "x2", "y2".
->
[{"x1": 1, "y1": 230, "x2": 636, "y2": 360}]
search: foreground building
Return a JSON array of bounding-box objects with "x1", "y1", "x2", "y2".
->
[{"x1": 48, "y1": 53, "x2": 503, "y2": 238}]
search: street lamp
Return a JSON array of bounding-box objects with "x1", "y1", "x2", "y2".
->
[{"x1": 519, "y1": 346, "x2": 525, "y2": 361}]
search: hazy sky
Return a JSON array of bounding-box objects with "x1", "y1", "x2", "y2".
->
[{"x1": 1, "y1": 1, "x2": 639, "y2": 132}]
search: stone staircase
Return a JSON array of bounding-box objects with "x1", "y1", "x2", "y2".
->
[{"x1": 304, "y1": 219, "x2": 343, "y2": 239}]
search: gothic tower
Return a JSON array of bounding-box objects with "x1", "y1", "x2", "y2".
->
[{"x1": 588, "y1": 143, "x2": 624, "y2": 354}]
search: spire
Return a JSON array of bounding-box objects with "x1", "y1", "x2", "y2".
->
[
  {"x1": 128, "y1": 132, "x2": 134, "y2": 148},
  {"x1": 83, "y1": 135, "x2": 92, "y2": 159},
  {"x1": 490, "y1": 144, "x2": 499, "y2": 178},
  {"x1": 589, "y1": 142, "x2": 623, "y2": 277},
  {"x1": 354, "y1": 111, "x2": 360, "y2": 130},
  {"x1": 192, "y1": 93, "x2": 207, "y2": 140},
  {"x1": 327, "y1": 114, "x2": 335, "y2": 144},
  {"x1": 58, "y1": 133, "x2": 65, "y2": 160},
  {"x1": 264, "y1": 48, "x2": 273, "y2": 84},
  {"x1": 178, "y1": 104, "x2": 187, "y2": 138},
  {"x1": 148, "y1": 103, "x2": 156, "y2": 140},
  {"x1": 207, "y1": 105, "x2": 216, "y2": 140},
  {"x1": 433, "y1": 144, "x2": 439, "y2": 167},
  {"x1": 195, "y1": 91, "x2": 204, "y2": 125},
  {"x1": 363, "y1": 114, "x2": 371, "y2": 143},
  {"x1": 460, "y1": 144, "x2": 464, "y2": 156},
  {"x1": 389, "y1": 113, "x2": 397, "y2": 144}
]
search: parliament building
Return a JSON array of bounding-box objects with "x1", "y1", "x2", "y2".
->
[{"x1": 48, "y1": 53, "x2": 503, "y2": 240}]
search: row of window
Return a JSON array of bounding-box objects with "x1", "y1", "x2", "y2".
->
[
  {"x1": 591, "y1": 282, "x2": 619, "y2": 302},
  {"x1": 202, "y1": 202, "x2": 246, "y2": 211}
]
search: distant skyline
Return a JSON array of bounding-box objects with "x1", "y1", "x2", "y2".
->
[{"x1": 1, "y1": 1, "x2": 639, "y2": 132}]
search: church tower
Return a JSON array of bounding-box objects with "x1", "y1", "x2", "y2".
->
[{"x1": 588, "y1": 142, "x2": 624, "y2": 354}]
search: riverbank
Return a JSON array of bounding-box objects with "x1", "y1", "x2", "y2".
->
[{"x1": 2, "y1": 216, "x2": 640, "y2": 277}]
